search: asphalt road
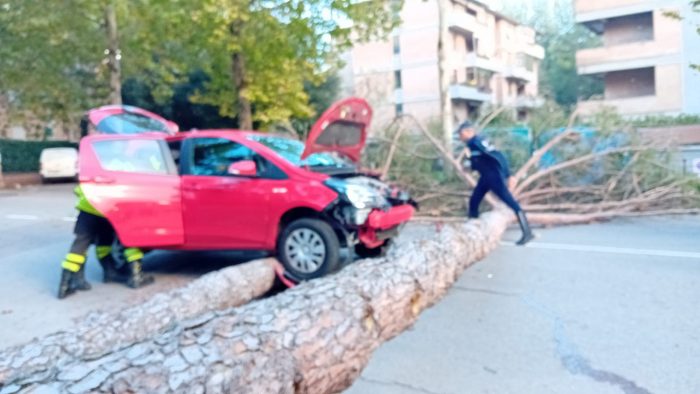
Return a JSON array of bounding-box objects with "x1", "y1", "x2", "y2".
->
[
  {"x1": 1, "y1": 184, "x2": 699, "y2": 394},
  {"x1": 0, "y1": 183, "x2": 263, "y2": 348},
  {"x1": 347, "y1": 216, "x2": 700, "y2": 394}
]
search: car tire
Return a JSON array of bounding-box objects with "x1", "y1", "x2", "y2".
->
[
  {"x1": 355, "y1": 240, "x2": 391, "y2": 259},
  {"x1": 277, "y1": 218, "x2": 340, "y2": 281}
]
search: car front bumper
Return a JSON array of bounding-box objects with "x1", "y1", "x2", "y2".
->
[{"x1": 359, "y1": 204, "x2": 415, "y2": 248}]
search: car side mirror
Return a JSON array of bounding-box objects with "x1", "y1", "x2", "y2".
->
[{"x1": 228, "y1": 160, "x2": 257, "y2": 177}]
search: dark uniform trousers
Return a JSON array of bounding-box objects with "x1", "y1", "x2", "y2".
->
[{"x1": 469, "y1": 168, "x2": 522, "y2": 219}]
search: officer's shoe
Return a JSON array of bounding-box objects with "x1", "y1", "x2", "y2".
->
[
  {"x1": 515, "y1": 211, "x2": 535, "y2": 246},
  {"x1": 58, "y1": 269, "x2": 77, "y2": 299},
  {"x1": 98, "y1": 256, "x2": 129, "y2": 283},
  {"x1": 72, "y1": 265, "x2": 92, "y2": 291},
  {"x1": 126, "y1": 260, "x2": 154, "y2": 289}
]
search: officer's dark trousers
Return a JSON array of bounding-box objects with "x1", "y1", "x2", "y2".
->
[{"x1": 469, "y1": 169, "x2": 522, "y2": 218}]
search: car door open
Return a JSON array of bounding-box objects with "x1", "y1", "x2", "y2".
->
[{"x1": 78, "y1": 134, "x2": 185, "y2": 248}]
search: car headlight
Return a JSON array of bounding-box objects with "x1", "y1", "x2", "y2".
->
[{"x1": 324, "y1": 178, "x2": 387, "y2": 209}]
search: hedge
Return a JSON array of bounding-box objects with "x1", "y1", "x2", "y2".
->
[{"x1": 0, "y1": 139, "x2": 78, "y2": 173}]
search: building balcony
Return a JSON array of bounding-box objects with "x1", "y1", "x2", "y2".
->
[
  {"x1": 575, "y1": 0, "x2": 659, "y2": 24},
  {"x1": 576, "y1": 40, "x2": 681, "y2": 75},
  {"x1": 514, "y1": 95, "x2": 544, "y2": 108},
  {"x1": 577, "y1": 94, "x2": 682, "y2": 116},
  {"x1": 450, "y1": 84, "x2": 492, "y2": 102},
  {"x1": 452, "y1": 53, "x2": 502, "y2": 73},
  {"x1": 448, "y1": 13, "x2": 478, "y2": 35},
  {"x1": 503, "y1": 64, "x2": 536, "y2": 82}
]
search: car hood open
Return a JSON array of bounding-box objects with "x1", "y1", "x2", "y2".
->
[{"x1": 301, "y1": 97, "x2": 372, "y2": 163}]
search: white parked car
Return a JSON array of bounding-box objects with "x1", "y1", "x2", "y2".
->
[{"x1": 39, "y1": 147, "x2": 78, "y2": 182}]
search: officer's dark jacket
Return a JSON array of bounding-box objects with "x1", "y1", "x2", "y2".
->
[{"x1": 466, "y1": 135, "x2": 510, "y2": 179}]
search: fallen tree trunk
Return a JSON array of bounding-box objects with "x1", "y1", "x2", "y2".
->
[
  {"x1": 0, "y1": 259, "x2": 277, "y2": 390},
  {"x1": 0, "y1": 211, "x2": 510, "y2": 394}
]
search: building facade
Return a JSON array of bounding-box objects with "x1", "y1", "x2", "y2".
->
[
  {"x1": 342, "y1": 0, "x2": 545, "y2": 130},
  {"x1": 576, "y1": 0, "x2": 700, "y2": 117}
]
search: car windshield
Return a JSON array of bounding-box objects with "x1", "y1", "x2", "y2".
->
[
  {"x1": 96, "y1": 113, "x2": 170, "y2": 135},
  {"x1": 249, "y1": 135, "x2": 354, "y2": 168}
]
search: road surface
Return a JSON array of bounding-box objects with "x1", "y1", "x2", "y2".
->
[
  {"x1": 0, "y1": 183, "x2": 262, "y2": 348},
  {"x1": 347, "y1": 216, "x2": 700, "y2": 394},
  {"x1": 1, "y1": 183, "x2": 699, "y2": 394}
]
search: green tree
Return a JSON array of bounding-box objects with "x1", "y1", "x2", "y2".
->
[
  {"x1": 138, "y1": 0, "x2": 401, "y2": 129},
  {"x1": 496, "y1": 0, "x2": 603, "y2": 109}
]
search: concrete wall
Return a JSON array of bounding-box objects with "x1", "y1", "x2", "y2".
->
[{"x1": 681, "y1": 1, "x2": 700, "y2": 115}]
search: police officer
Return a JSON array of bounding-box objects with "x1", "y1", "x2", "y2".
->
[
  {"x1": 457, "y1": 120, "x2": 534, "y2": 246},
  {"x1": 58, "y1": 186, "x2": 155, "y2": 299}
]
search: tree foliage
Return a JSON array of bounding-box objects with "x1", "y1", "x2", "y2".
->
[{"x1": 0, "y1": 0, "x2": 401, "y2": 131}]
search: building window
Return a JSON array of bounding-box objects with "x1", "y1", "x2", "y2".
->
[
  {"x1": 393, "y1": 36, "x2": 401, "y2": 54},
  {"x1": 466, "y1": 68, "x2": 476, "y2": 86},
  {"x1": 466, "y1": 6, "x2": 477, "y2": 17},
  {"x1": 395, "y1": 103, "x2": 404, "y2": 115},
  {"x1": 394, "y1": 70, "x2": 402, "y2": 89}
]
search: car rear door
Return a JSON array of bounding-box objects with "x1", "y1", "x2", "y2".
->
[{"x1": 78, "y1": 134, "x2": 184, "y2": 248}]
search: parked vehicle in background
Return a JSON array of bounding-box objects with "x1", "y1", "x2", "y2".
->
[
  {"x1": 39, "y1": 147, "x2": 78, "y2": 182},
  {"x1": 78, "y1": 98, "x2": 416, "y2": 282}
]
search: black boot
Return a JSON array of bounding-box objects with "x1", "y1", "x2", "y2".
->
[
  {"x1": 126, "y1": 260, "x2": 154, "y2": 289},
  {"x1": 99, "y1": 255, "x2": 129, "y2": 283},
  {"x1": 72, "y1": 264, "x2": 92, "y2": 291},
  {"x1": 58, "y1": 269, "x2": 77, "y2": 299},
  {"x1": 516, "y1": 210, "x2": 535, "y2": 246}
]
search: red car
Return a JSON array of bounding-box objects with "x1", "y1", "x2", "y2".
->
[{"x1": 78, "y1": 98, "x2": 415, "y2": 281}]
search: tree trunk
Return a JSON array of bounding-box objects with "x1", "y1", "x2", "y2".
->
[
  {"x1": 437, "y1": 0, "x2": 453, "y2": 153},
  {"x1": 104, "y1": 2, "x2": 122, "y2": 105},
  {"x1": 0, "y1": 213, "x2": 510, "y2": 393},
  {"x1": 0, "y1": 259, "x2": 277, "y2": 390},
  {"x1": 230, "y1": 23, "x2": 253, "y2": 130}
]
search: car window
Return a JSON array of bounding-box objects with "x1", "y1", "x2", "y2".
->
[
  {"x1": 189, "y1": 138, "x2": 257, "y2": 176},
  {"x1": 249, "y1": 135, "x2": 354, "y2": 168},
  {"x1": 96, "y1": 113, "x2": 170, "y2": 135},
  {"x1": 92, "y1": 139, "x2": 170, "y2": 175}
]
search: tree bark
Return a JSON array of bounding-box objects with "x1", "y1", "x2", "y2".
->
[
  {"x1": 0, "y1": 259, "x2": 276, "y2": 391},
  {"x1": 104, "y1": 2, "x2": 122, "y2": 105},
  {"x1": 437, "y1": 0, "x2": 453, "y2": 153},
  {"x1": 0, "y1": 213, "x2": 510, "y2": 394},
  {"x1": 230, "y1": 23, "x2": 253, "y2": 130}
]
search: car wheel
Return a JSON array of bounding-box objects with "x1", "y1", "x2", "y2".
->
[
  {"x1": 355, "y1": 240, "x2": 391, "y2": 259},
  {"x1": 277, "y1": 218, "x2": 340, "y2": 281}
]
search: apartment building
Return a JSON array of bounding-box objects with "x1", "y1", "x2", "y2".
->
[
  {"x1": 576, "y1": 0, "x2": 700, "y2": 116},
  {"x1": 342, "y1": 0, "x2": 545, "y2": 130}
]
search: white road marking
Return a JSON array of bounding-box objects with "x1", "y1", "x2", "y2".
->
[
  {"x1": 61, "y1": 217, "x2": 77, "y2": 222},
  {"x1": 5, "y1": 214, "x2": 39, "y2": 221},
  {"x1": 501, "y1": 241, "x2": 700, "y2": 259}
]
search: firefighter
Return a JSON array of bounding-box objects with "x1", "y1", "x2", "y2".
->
[
  {"x1": 58, "y1": 186, "x2": 155, "y2": 299},
  {"x1": 456, "y1": 120, "x2": 534, "y2": 246},
  {"x1": 58, "y1": 186, "x2": 155, "y2": 298}
]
